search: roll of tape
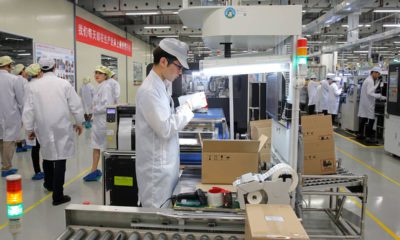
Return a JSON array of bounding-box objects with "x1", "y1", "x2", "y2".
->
[
  {"x1": 246, "y1": 191, "x2": 264, "y2": 204},
  {"x1": 269, "y1": 163, "x2": 299, "y2": 192},
  {"x1": 207, "y1": 192, "x2": 223, "y2": 207}
]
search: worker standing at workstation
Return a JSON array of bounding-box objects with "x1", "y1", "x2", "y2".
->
[
  {"x1": 0, "y1": 56, "x2": 24, "y2": 177},
  {"x1": 328, "y1": 76, "x2": 343, "y2": 124},
  {"x1": 22, "y1": 57, "x2": 84, "y2": 205},
  {"x1": 79, "y1": 77, "x2": 95, "y2": 129},
  {"x1": 357, "y1": 67, "x2": 386, "y2": 143},
  {"x1": 135, "y1": 38, "x2": 207, "y2": 208},
  {"x1": 307, "y1": 74, "x2": 319, "y2": 114},
  {"x1": 316, "y1": 73, "x2": 333, "y2": 115}
]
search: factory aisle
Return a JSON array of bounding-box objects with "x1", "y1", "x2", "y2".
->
[{"x1": 0, "y1": 129, "x2": 400, "y2": 239}]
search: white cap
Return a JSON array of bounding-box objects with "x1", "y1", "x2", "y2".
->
[
  {"x1": 159, "y1": 38, "x2": 189, "y2": 69},
  {"x1": 333, "y1": 76, "x2": 341, "y2": 82},
  {"x1": 310, "y1": 74, "x2": 317, "y2": 79},
  {"x1": 371, "y1": 66, "x2": 382, "y2": 74},
  {"x1": 38, "y1": 57, "x2": 55, "y2": 70}
]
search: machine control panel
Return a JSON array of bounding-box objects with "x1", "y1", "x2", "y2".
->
[
  {"x1": 106, "y1": 107, "x2": 117, "y2": 122},
  {"x1": 387, "y1": 64, "x2": 400, "y2": 116}
]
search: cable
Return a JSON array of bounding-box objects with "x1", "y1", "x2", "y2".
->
[{"x1": 159, "y1": 197, "x2": 173, "y2": 208}]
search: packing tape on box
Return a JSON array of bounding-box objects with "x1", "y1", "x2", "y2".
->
[{"x1": 262, "y1": 163, "x2": 298, "y2": 192}]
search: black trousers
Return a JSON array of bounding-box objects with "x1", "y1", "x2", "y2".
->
[
  {"x1": 31, "y1": 139, "x2": 41, "y2": 174},
  {"x1": 358, "y1": 117, "x2": 375, "y2": 138},
  {"x1": 331, "y1": 114, "x2": 337, "y2": 124},
  {"x1": 307, "y1": 105, "x2": 315, "y2": 115},
  {"x1": 43, "y1": 159, "x2": 66, "y2": 202}
]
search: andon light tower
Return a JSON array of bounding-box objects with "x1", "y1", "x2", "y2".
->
[{"x1": 6, "y1": 174, "x2": 23, "y2": 239}]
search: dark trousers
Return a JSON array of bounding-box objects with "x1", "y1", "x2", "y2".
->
[
  {"x1": 358, "y1": 117, "x2": 375, "y2": 138},
  {"x1": 31, "y1": 139, "x2": 41, "y2": 174},
  {"x1": 43, "y1": 159, "x2": 66, "y2": 202},
  {"x1": 331, "y1": 114, "x2": 337, "y2": 124},
  {"x1": 307, "y1": 105, "x2": 315, "y2": 115}
]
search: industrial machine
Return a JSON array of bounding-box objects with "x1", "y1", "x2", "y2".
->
[
  {"x1": 384, "y1": 63, "x2": 400, "y2": 156},
  {"x1": 233, "y1": 163, "x2": 298, "y2": 209},
  {"x1": 102, "y1": 151, "x2": 138, "y2": 207},
  {"x1": 106, "y1": 105, "x2": 135, "y2": 151},
  {"x1": 340, "y1": 76, "x2": 363, "y2": 132}
]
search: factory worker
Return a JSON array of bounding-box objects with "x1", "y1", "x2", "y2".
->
[
  {"x1": 328, "y1": 76, "x2": 343, "y2": 124},
  {"x1": 357, "y1": 66, "x2": 386, "y2": 143},
  {"x1": 135, "y1": 38, "x2": 207, "y2": 208},
  {"x1": 83, "y1": 65, "x2": 114, "y2": 182},
  {"x1": 24, "y1": 63, "x2": 45, "y2": 180},
  {"x1": 0, "y1": 56, "x2": 24, "y2": 177},
  {"x1": 22, "y1": 57, "x2": 84, "y2": 205},
  {"x1": 79, "y1": 77, "x2": 95, "y2": 129},
  {"x1": 316, "y1": 73, "x2": 333, "y2": 114},
  {"x1": 108, "y1": 70, "x2": 120, "y2": 104},
  {"x1": 307, "y1": 74, "x2": 319, "y2": 114}
]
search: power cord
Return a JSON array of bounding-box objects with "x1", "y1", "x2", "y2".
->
[{"x1": 159, "y1": 197, "x2": 174, "y2": 208}]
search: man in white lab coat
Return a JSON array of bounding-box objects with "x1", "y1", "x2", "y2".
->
[
  {"x1": 79, "y1": 77, "x2": 95, "y2": 129},
  {"x1": 0, "y1": 56, "x2": 24, "y2": 177},
  {"x1": 135, "y1": 38, "x2": 207, "y2": 208},
  {"x1": 316, "y1": 74, "x2": 333, "y2": 114},
  {"x1": 357, "y1": 67, "x2": 386, "y2": 143},
  {"x1": 23, "y1": 57, "x2": 84, "y2": 205},
  {"x1": 307, "y1": 75, "x2": 319, "y2": 114},
  {"x1": 328, "y1": 76, "x2": 343, "y2": 124}
]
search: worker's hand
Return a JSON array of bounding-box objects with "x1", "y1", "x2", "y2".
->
[
  {"x1": 74, "y1": 124, "x2": 83, "y2": 136},
  {"x1": 187, "y1": 92, "x2": 208, "y2": 111},
  {"x1": 28, "y1": 131, "x2": 36, "y2": 140},
  {"x1": 380, "y1": 95, "x2": 387, "y2": 101}
]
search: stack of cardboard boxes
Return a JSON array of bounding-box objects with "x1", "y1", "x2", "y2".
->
[
  {"x1": 250, "y1": 119, "x2": 272, "y2": 163},
  {"x1": 301, "y1": 115, "x2": 336, "y2": 175}
]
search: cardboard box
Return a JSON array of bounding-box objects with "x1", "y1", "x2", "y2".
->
[
  {"x1": 202, "y1": 136, "x2": 267, "y2": 184},
  {"x1": 301, "y1": 115, "x2": 336, "y2": 175},
  {"x1": 245, "y1": 204, "x2": 309, "y2": 240},
  {"x1": 250, "y1": 120, "x2": 272, "y2": 163}
]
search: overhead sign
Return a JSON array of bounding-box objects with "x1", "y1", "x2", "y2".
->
[{"x1": 76, "y1": 16, "x2": 132, "y2": 57}]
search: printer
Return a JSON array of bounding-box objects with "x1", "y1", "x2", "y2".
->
[{"x1": 106, "y1": 105, "x2": 136, "y2": 151}]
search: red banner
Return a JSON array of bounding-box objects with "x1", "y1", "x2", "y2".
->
[{"x1": 75, "y1": 16, "x2": 132, "y2": 56}]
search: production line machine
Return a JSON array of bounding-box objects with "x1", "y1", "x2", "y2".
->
[{"x1": 106, "y1": 105, "x2": 136, "y2": 151}]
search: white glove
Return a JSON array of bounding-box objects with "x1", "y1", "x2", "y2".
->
[
  {"x1": 187, "y1": 92, "x2": 208, "y2": 111},
  {"x1": 380, "y1": 95, "x2": 387, "y2": 101}
]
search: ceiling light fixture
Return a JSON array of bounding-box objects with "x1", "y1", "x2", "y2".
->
[
  {"x1": 156, "y1": 35, "x2": 178, "y2": 38},
  {"x1": 144, "y1": 25, "x2": 171, "y2": 29},
  {"x1": 17, "y1": 53, "x2": 31, "y2": 56},
  {"x1": 383, "y1": 24, "x2": 400, "y2": 28},
  {"x1": 126, "y1": 11, "x2": 159, "y2": 16},
  {"x1": 373, "y1": 9, "x2": 400, "y2": 13},
  {"x1": 5, "y1": 37, "x2": 24, "y2": 41}
]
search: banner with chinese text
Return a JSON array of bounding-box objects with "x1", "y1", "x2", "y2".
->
[{"x1": 75, "y1": 16, "x2": 132, "y2": 56}]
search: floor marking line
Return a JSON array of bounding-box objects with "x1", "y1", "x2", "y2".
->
[
  {"x1": 334, "y1": 132, "x2": 384, "y2": 149},
  {"x1": 336, "y1": 147, "x2": 400, "y2": 188},
  {"x1": 0, "y1": 167, "x2": 91, "y2": 231}
]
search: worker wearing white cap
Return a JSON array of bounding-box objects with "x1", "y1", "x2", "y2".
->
[
  {"x1": 107, "y1": 70, "x2": 120, "y2": 104},
  {"x1": 23, "y1": 57, "x2": 84, "y2": 205},
  {"x1": 135, "y1": 38, "x2": 207, "y2": 208},
  {"x1": 307, "y1": 74, "x2": 319, "y2": 114},
  {"x1": 357, "y1": 66, "x2": 386, "y2": 143},
  {"x1": 79, "y1": 77, "x2": 95, "y2": 129},
  {"x1": 0, "y1": 56, "x2": 25, "y2": 177},
  {"x1": 328, "y1": 76, "x2": 343, "y2": 124}
]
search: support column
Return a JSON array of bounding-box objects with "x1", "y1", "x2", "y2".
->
[{"x1": 347, "y1": 12, "x2": 360, "y2": 42}]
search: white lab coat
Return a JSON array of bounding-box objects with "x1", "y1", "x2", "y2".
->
[
  {"x1": 22, "y1": 72, "x2": 84, "y2": 160},
  {"x1": 108, "y1": 78, "x2": 120, "y2": 104},
  {"x1": 135, "y1": 70, "x2": 194, "y2": 208},
  {"x1": 0, "y1": 70, "x2": 24, "y2": 141},
  {"x1": 307, "y1": 80, "x2": 319, "y2": 106},
  {"x1": 358, "y1": 75, "x2": 382, "y2": 119},
  {"x1": 91, "y1": 80, "x2": 114, "y2": 150},
  {"x1": 79, "y1": 83, "x2": 95, "y2": 114},
  {"x1": 328, "y1": 82, "x2": 342, "y2": 115},
  {"x1": 317, "y1": 79, "x2": 330, "y2": 111}
]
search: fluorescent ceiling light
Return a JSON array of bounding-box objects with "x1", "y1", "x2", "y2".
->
[
  {"x1": 144, "y1": 25, "x2": 171, "y2": 29},
  {"x1": 372, "y1": 46, "x2": 388, "y2": 49},
  {"x1": 203, "y1": 63, "x2": 288, "y2": 76},
  {"x1": 374, "y1": 9, "x2": 400, "y2": 13},
  {"x1": 5, "y1": 37, "x2": 24, "y2": 41},
  {"x1": 17, "y1": 53, "x2": 31, "y2": 56},
  {"x1": 394, "y1": 42, "x2": 400, "y2": 44},
  {"x1": 322, "y1": 34, "x2": 344, "y2": 37},
  {"x1": 188, "y1": 35, "x2": 202, "y2": 38},
  {"x1": 354, "y1": 50, "x2": 369, "y2": 53},
  {"x1": 336, "y1": 41, "x2": 347, "y2": 44},
  {"x1": 383, "y1": 24, "x2": 400, "y2": 28},
  {"x1": 126, "y1": 11, "x2": 159, "y2": 16},
  {"x1": 342, "y1": 24, "x2": 371, "y2": 27},
  {"x1": 156, "y1": 35, "x2": 178, "y2": 38},
  {"x1": 302, "y1": 10, "x2": 306, "y2": 13}
]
